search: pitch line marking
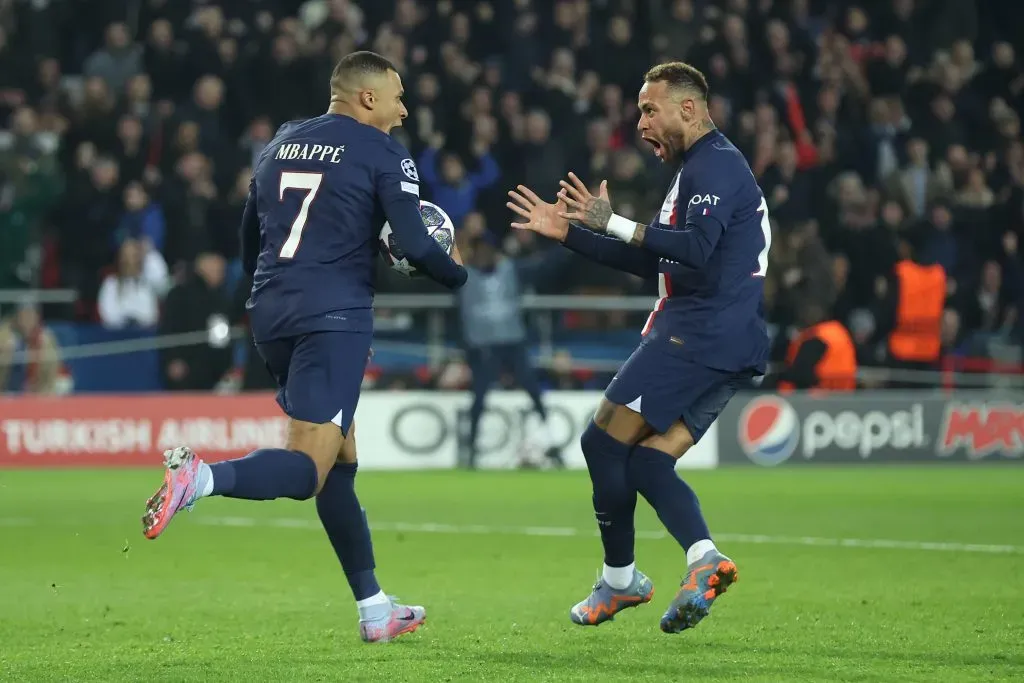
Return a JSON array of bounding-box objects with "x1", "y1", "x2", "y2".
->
[{"x1": 195, "y1": 517, "x2": 1023, "y2": 555}]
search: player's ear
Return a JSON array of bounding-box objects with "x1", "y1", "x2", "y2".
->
[
  {"x1": 360, "y1": 89, "x2": 375, "y2": 110},
  {"x1": 678, "y1": 97, "x2": 693, "y2": 121}
]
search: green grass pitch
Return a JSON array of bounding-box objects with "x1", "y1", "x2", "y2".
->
[{"x1": 1, "y1": 466, "x2": 1022, "y2": 682}]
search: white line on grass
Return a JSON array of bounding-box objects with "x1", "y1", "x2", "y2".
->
[{"x1": 195, "y1": 517, "x2": 1023, "y2": 555}]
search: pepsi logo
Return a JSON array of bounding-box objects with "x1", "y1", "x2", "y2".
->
[{"x1": 738, "y1": 395, "x2": 799, "y2": 466}]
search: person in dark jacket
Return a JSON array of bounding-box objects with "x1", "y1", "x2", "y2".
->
[{"x1": 160, "y1": 252, "x2": 234, "y2": 391}]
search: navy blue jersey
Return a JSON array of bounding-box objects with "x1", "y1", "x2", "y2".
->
[
  {"x1": 562, "y1": 129, "x2": 770, "y2": 373},
  {"x1": 240, "y1": 113, "x2": 466, "y2": 343},
  {"x1": 640, "y1": 129, "x2": 770, "y2": 373}
]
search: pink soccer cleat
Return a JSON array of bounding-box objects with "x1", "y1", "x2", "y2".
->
[
  {"x1": 359, "y1": 599, "x2": 427, "y2": 643},
  {"x1": 142, "y1": 446, "x2": 203, "y2": 540}
]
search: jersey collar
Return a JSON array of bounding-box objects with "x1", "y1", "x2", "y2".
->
[{"x1": 682, "y1": 128, "x2": 721, "y2": 162}]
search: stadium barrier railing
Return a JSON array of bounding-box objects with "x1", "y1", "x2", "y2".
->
[{"x1": 4, "y1": 289, "x2": 1024, "y2": 389}]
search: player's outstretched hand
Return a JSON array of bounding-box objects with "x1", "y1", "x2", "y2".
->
[
  {"x1": 557, "y1": 172, "x2": 613, "y2": 233},
  {"x1": 507, "y1": 184, "x2": 569, "y2": 242}
]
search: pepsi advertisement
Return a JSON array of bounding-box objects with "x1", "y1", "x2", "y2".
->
[{"x1": 722, "y1": 392, "x2": 1024, "y2": 466}]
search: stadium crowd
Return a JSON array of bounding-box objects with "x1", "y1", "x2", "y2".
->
[{"x1": 1, "y1": 0, "x2": 1024, "y2": 392}]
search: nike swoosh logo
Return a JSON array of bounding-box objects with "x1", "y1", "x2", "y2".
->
[{"x1": 398, "y1": 612, "x2": 419, "y2": 621}]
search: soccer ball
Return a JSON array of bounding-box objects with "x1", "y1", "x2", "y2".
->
[{"x1": 379, "y1": 200, "x2": 456, "y2": 277}]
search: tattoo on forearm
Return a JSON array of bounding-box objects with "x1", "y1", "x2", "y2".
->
[
  {"x1": 630, "y1": 223, "x2": 645, "y2": 246},
  {"x1": 584, "y1": 198, "x2": 612, "y2": 231}
]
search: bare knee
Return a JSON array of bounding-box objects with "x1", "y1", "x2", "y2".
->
[
  {"x1": 638, "y1": 420, "x2": 694, "y2": 459},
  {"x1": 591, "y1": 398, "x2": 653, "y2": 445},
  {"x1": 285, "y1": 418, "x2": 344, "y2": 496},
  {"x1": 337, "y1": 421, "x2": 357, "y2": 465}
]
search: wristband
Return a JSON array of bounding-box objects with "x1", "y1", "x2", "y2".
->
[{"x1": 606, "y1": 213, "x2": 638, "y2": 243}]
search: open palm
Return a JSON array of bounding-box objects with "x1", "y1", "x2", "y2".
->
[{"x1": 507, "y1": 184, "x2": 569, "y2": 242}]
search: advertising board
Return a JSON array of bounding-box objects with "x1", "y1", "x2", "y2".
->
[
  {"x1": 0, "y1": 391, "x2": 719, "y2": 470},
  {"x1": 723, "y1": 392, "x2": 1024, "y2": 465}
]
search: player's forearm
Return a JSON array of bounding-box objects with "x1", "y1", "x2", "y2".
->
[
  {"x1": 604, "y1": 216, "x2": 721, "y2": 269},
  {"x1": 561, "y1": 224, "x2": 657, "y2": 278},
  {"x1": 408, "y1": 247, "x2": 468, "y2": 289},
  {"x1": 387, "y1": 200, "x2": 468, "y2": 289}
]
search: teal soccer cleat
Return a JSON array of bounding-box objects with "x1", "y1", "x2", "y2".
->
[
  {"x1": 569, "y1": 569, "x2": 654, "y2": 626},
  {"x1": 659, "y1": 550, "x2": 738, "y2": 633}
]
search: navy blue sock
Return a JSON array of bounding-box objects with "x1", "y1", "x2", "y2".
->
[
  {"x1": 210, "y1": 448, "x2": 317, "y2": 500},
  {"x1": 316, "y1": 462, "x2": 381, "y2": 602},
  {"x1": 580, "y1": 422, "x2": 636, "y2": 567},
  {"x1": 628, "y1": 445, "x2": 711, "y2": 550}
]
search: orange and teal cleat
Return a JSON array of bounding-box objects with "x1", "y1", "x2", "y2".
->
[
  {"x1": 569, "y1": 569, "x2": 654, "y2": 626},
  {"x1": 660, "y1": 551, "x2": 738, "y2": 633}
]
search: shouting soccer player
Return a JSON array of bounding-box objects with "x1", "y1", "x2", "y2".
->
[
  {"x1": 507, "y1": 62, "x2": 771, "y2": 633},
  {"x1": 141, "y1": 52, "x2": 468, "y2": 643}
]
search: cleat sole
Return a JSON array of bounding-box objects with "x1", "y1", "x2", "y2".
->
[
  {"x1": 660, "y1": 561, "x2": 738, "y2": 634},
  {"x1": 164, "y1": 446, "x2": 195, "y2": 469},
  {"x1": 142, "y1": 447, "x2": 197, "y2": 540}
]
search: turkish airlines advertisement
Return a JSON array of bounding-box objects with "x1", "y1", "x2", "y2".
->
[{"x1": 0, "y1": 391, "x2": 719, "y2": 470}]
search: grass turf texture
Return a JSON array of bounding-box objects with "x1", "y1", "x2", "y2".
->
[{"x1": 0, "y1": 466, "x2": 1022, "y2": 682}]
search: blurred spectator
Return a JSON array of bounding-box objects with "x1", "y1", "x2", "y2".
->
[
  {"x1": 160, "y1": 252, "x2": 233, "y2": 391},
  {"x1": 0, "y1": 0, "x2": 1019, "y2": 388},
  {"x1": 884, "y1": 137, "x2": 952, "y2": 220},
  {"x1": 84, "y1": 22, "x2": 143, "y2": 95},
  {"x1": 0, "y1": 304, "x2": 64, "y2": 394},
  {"x1": 116, "y1": 181, "x2": 166, "y2": 254},
  {"x1": 59, "y1": 155, "x2": 121, "y2": 304},
  {"x1": 419, "y1": 132, "x2": 499, "y2": 227},
  {"x1": 97, "y1": 238, "x2": 161, "y2": 329},
  {"x1": 958, "y1": 260, "x2": 1017, "y2": 338},
  {"x1": 770, "y1": 221, "x2": 836, "y2": 328},
  {"x1": 916, "y1": 204, "x2": 959, "y2": 276},
  {"x1": 0, "y1": 107, "x2": 63, "y2": 290}
]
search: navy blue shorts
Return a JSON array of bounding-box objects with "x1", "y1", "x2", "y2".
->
[
  {"x1": 255, "y1": 331, "x2": 371, "y2": 434},
  {"x1": 605, "y1": 331, "x2": 753, "y2": 441}
]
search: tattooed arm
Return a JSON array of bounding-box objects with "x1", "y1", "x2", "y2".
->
[
  {"x1": 558, "y1": 172, "x2": 728, "y2": 270},
  {"x1": 507, "y1": 183, "x2": 658, "y2": 278}
]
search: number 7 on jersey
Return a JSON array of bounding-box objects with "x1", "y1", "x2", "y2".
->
[{"x1": 278, "y1": 171, "x2": 324, "y2": 259}]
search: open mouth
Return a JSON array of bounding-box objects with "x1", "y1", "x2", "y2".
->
[{"x1": 642, "y1": 136, "x2": 663, "y2": 158}]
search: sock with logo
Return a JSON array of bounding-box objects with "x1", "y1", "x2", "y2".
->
[
  {"x1": 315, "y1": 462, "x2": 383, "y2": 607},
  {"x1": 627, "y1": 445, "x2": 713, "y2": 559},
  {"x1": 203, "y1": 448, "x2": 318, "y2": 500},
  {"x1": 580, "y1": 422, "x2": 636, "y2": 580}
]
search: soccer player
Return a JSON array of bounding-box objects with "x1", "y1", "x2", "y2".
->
[
  {"x1": 507, "y1": 62, "x2": 771, "y2": 633},
  {"x1": 140, "y1": 51, "x2": 468, "y2": 643}
]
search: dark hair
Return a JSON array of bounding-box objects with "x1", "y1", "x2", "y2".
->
[
  {"x1": 643, "y1": 62, "x2": 709, "y2": 99},
  {"x1": 330, "y1": 51, "x2": 397, "y2": 94}
]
